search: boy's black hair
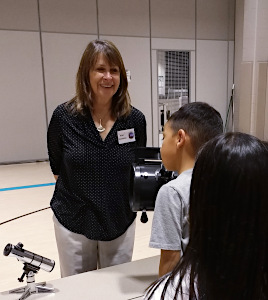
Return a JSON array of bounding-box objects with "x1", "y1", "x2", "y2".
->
[
  {"x1": 262, "y1": 140, "x2": 268, "y2": 150},
  {"x1": 168, "y1": 102, "x2": 223, "y2": 154}
]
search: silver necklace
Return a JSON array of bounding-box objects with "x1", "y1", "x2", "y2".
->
[
  {"x1": 96, "y1": 118, "x2": 105, "y2": 132},
  {"x1": 93, "y1": 110, "x2": 110, "y2": 133}
]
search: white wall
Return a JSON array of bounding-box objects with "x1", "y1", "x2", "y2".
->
[
  {"x1": 0, "y1": 0, "x2": 235, "y2": 163},
  {"x1": 196, "y1": 40, "x2": 229, "y2": 124},
  {"x1": 0, "y1": 30, "x2": 47, "y2": 162},
  {"x1": 42, "y1": 33, "x2": 97, "y2": 121}
]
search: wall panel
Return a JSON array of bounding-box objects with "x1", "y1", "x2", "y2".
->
[
  {"x1": 265, "y1": 65, "x2": 268, "y2": 141},
  {"x1": 256, "y1": 62, "x2": 267, "y2": 139},
  {"x1": 42, "y1": 33, "x2": 97, "y2": 122},
  {"x1": 98, "y1": 0, "x2": 150, "y2": 37},
  {"x1": 0, "y1": 0, "x2": 38, "y2": 31},
  {"x1": 196, "y1": 40, "x2": 228, "y2": 123},
  {"x1": 238, "y1": 62, "x2": 253, "y2": 133},
  {"x1": 39, "y1": 0, "x2": 97, "y2": 34},
  {"x1": 256, "y1": 0, "x2": 268, "y2": 61},
  {"x1": 150, "y1": 0, "x2": 195, "y2": 39},
  {"x1": 197, "y1": 0, "x2": 231, "y2": 40},
  {"x1": 0, "y1": 31, "x2": 47, "y2": 163}
]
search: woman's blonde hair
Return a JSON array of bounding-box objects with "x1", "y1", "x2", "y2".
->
[{"x1": 68, "y1": 40, "x2": 131, "y2": 118}]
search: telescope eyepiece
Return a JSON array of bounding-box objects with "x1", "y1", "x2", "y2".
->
[
  {"x1": 15, "y1": 242, "x2": 24, "y2": 249},
  {"x1": 3, "y1": 243, "x2": 12, "y2": 256}
]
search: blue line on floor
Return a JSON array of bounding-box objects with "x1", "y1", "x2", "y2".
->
[{"x1": 0, "y1": 183, "x2": 56, "y2": 192}]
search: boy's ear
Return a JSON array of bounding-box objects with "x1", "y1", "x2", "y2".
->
[{"x1": 176, "y1": 129, "x2": 186, "y2": 148}]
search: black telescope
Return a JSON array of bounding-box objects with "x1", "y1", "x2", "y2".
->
[{"x1": 130, "y1": 147, "x2": 176, "y2": 216}]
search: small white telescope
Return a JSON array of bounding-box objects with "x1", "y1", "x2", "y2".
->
[
  {"x1": 3, "y1": 242, "x2": 55, "y2": 299},
  {"x1": 4, "y1": 242, "x2": 55, "y2": 272}
]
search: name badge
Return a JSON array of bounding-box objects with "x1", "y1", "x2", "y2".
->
[{"x1": 117, "y1": 128, "x2": 136, "y2": 144}]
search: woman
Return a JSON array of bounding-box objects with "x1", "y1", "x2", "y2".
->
[
  {"x1": 47, "y1": 40, "x2": 147, "y2": 277},
  {"x1": 145, "y1": 132, "x2": 268, "y2": 300}
]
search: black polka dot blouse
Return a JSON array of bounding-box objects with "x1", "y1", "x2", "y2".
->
[{"x1": 47, "y1": 102, "x2": 147, "y2": 241}]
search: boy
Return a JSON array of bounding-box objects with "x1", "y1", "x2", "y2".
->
[{"x1": 149, "y1": 102, "x2": 223, "y2": 277}]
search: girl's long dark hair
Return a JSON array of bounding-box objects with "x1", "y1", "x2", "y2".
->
[{"x1": 147, "y1": 132, "x2": 268, "y2": 300}]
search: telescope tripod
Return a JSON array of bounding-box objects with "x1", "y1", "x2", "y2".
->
[{"x1": 9, "y1": 263, "x2": 54, "y2": 300}]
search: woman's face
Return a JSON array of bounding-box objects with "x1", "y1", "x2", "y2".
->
[{"x1": 89, "y1": 53, "x2": 120, "y2": 102}]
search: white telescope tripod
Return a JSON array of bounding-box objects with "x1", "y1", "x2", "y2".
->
[{"x1": 9, "y1": 263, "x2": 54, "y2": 300}]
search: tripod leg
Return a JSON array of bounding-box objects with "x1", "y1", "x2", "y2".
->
[
  {"x1": 18, "y1": 287, "x2": 31, "y2": 300},
  {"x1": 35, "y1": 281, "x2": 46, "y2": 286},
  {"x1": 9, "y1": 271, "x2": 37, "y2": 297},
  {"x1": 9, "y1": 286, "x2": 27, "y2": 294},
  {"x1": 36, "y1": 284, "x2": 54, "y2": 293},
  {"x1": 8, "y1": 269, "x2": 55, "y2": 298}
]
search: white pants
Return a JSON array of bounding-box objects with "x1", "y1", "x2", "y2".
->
[{"x1": 53, "y1": 214, "x2": 136, "y2": 277}]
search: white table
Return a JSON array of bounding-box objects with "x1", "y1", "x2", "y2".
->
[{"x1": 0, "y1": 256, "x2": 160, "y2": 300}]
